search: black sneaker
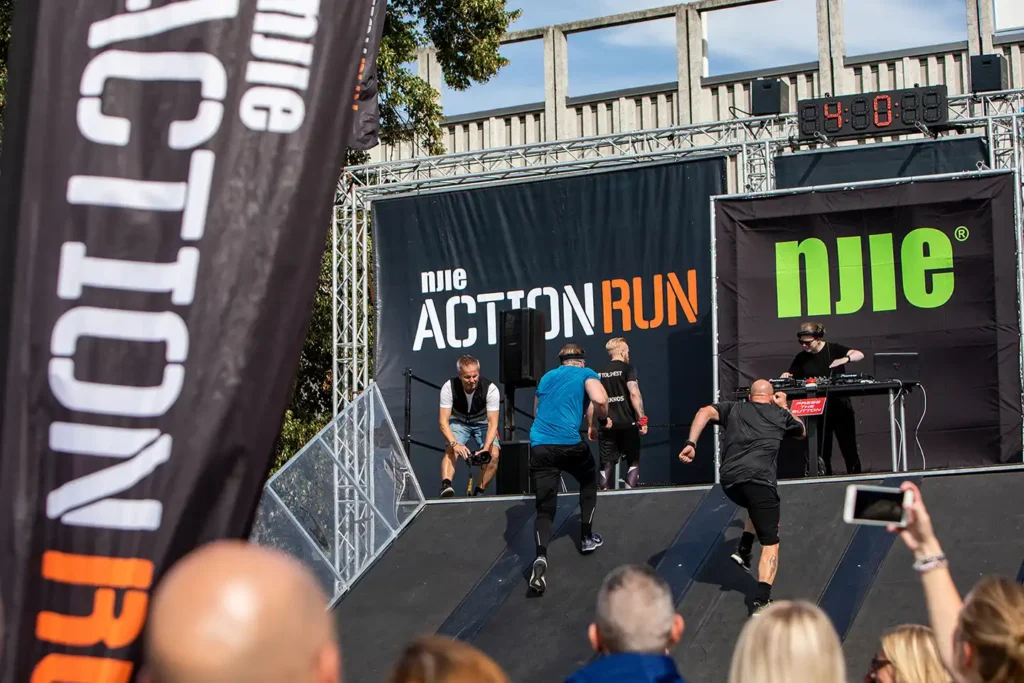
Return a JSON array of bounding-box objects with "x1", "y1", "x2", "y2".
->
[
  {"x1": 440, "y1": 483, "x2": 455, "y2": 498},
  {"x1": 730, "y1": 548, "x2": 752, "y2": 571},
  {"x1": 580, "y1": 533, "x2": 604, "y2": 555},
  {"x1": 529, "y1": 556, "x2": 547, "y2": 594},
  {"x1": 751, "y1": 599, "x2": 774, "y2": 616}
]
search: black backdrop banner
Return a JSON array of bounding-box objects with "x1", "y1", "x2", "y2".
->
[
  {"x1": 774, "y1": 136, "x2": 989, "y2": 189},
  {"x1": 715, "y1": 173, "x2": 1022, "y2": 474},
  {"x1": 0, "y1": 1, "x2": 379, "y2": 679},
  {"x1": 374, "y1": 158, "x2": 727, "y2": 497}
]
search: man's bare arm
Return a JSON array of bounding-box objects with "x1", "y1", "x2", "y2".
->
[
  {"x1": 790, "y1": 411, "x2": 806, "y2": 439},
  {"x1": 585, "y1": 401, "x2": 594, "y2": 429},
  {"x1": 830, "y1": 348, "x2": 866, "y2": 369},
  {"x1": 585, "y1": 378, "x2": 609, "y2": 421},
  {"x1": 439, "y1": 406, "x2": 456, "y2": 444},
  {"x1": 483, "y1": 410, "x2": 500, "y2": 450},
  {"x1": 687, "y1": 405, "x2": 720, "y2": 445},
  {"x1": 774, "y1": 392, "x2": 806, "y2": 439},
  {"x1": 627, "y1": 380, "x2": 645, "y2": 420}
]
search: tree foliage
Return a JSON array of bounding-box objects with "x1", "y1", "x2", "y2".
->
[
  {"x1": 378, "y1": 0, "x2": 521, "y2": 156},
  {"x1": 0, "y1": 0, "x2": 520, "y2": 473}
]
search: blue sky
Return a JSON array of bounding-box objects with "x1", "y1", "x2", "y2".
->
[{"x1": 439, "y1": 0, "x2": 972, "y2": 116}]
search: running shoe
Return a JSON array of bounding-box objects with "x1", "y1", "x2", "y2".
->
[
  {"x1": 730, "y1": 547, "x2": 752, "y2": 571},
  {"x1": 529, "y1": 556, "x2": 547, "y2": 594},
  {"x1": 581, "y1": 533, "x2": 604, "y2": 555}
]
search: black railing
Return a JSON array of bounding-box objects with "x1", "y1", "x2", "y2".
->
[{"x1": 402, "y1": 368, "x2": 536, "y2": 458}]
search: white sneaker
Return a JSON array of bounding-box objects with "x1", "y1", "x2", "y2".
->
[{"x1": 529, "y1": 556, "x2": 547, "y2": 594}]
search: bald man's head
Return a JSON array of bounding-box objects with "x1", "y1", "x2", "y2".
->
[
  {"x1": 142, "y1": 541, "x2": 340, "y2": 683},
  {"x1": 749, "y1": 379, "x2": 774, "y2": 403}
]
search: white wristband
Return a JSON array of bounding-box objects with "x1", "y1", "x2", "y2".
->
[{"x1": 913, "y1": 553, "x2": 947, "y2": 573}]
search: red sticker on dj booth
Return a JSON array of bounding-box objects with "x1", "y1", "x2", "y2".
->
[{"x1": 790, "y1": 397, "x2": 827, "y2": 416}]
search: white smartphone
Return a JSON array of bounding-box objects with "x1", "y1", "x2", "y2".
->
[{"x1": 843, "y1": 485, "x2": 913, "y2": 527}]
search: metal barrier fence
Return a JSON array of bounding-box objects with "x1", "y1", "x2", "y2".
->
[{"x1": 249, "y1": 382, "x2": 425, "y2": 607}]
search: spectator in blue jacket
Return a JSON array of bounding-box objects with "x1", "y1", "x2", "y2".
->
[{"x1": 565, "y1": 564, "x2": 688, "y2": 683}]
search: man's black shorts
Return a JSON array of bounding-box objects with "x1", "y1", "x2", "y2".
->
[
  {"x1": 723, "y1": 482, "x2": 780, "y2": 545},
  {"x1": 598, "y1": 428, "x2": 641, "y2": 466}
]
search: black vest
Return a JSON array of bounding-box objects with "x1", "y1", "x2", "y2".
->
[{"x1": 449, "y1": 376, "x2": 492, "y2": 423}]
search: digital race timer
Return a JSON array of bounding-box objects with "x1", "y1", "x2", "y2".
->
[{"x1": 796, "y1": 85, "x2": 949, "y2": 142}]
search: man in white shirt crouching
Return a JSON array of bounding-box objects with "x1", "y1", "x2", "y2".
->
[{"x1": 438, "y1": 355, "x2": 501, "y2": 498}]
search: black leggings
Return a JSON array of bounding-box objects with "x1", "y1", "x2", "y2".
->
[{"x1": 530, "y1": 442, "x2": 598, "y2": 550}]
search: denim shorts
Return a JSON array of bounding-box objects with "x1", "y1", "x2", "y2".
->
[{"x1": 450, "y1": 421, "x2": 500, "y2": 450}]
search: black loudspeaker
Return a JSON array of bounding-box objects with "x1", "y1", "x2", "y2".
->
[
  {"x1": 496, "y1": 441, "x2": 531, "y2": 495},
  {"x1": 499, "y1": 308, "x2": 546, "y2": 388},
  {"x1": 970, "y1": 54, "x2": 1008, "y2": 93},
  {"x1": 750, "y1": 78, "x2": 790, "y2": 116}
]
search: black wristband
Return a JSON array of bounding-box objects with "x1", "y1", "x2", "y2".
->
[{"x1": 685, "y1": 440, "x2": 696, "y2": 449}]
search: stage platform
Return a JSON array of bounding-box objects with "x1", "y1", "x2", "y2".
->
[{"x1": 332, "y1": 468, "x2": 1024, "y2": 683}]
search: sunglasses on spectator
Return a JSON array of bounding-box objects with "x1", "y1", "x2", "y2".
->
[{"x1": 867, "y1": 655, "x2": 892, "y2": 677}]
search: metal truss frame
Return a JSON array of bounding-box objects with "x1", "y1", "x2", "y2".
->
[
  {"x1": 334, "y1": 88, "x2": 1024, "y2": 415},
  {"x1": 327, "y1": 92, "x2": 1024, "y2": 561}
]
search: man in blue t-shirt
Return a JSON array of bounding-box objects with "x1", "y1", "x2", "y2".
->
[{"x1": 528, "y1": 343, "x2": 609, "y2": 595}]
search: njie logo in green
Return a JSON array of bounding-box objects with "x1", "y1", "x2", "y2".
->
[{"x1": 775, "y1": 227, "x2": 956, "y2": 318}]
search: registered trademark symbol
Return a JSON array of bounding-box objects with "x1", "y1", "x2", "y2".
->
[{"x1": 954, "y1": 226, "x2": 970, "y2": 242}]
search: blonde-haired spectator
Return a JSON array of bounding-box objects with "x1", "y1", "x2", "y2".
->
[
  {"x1": 890, "y1": 481, "x2": 1024, "y2": 683},
  {"x1": 728, "y1": 600, "x2": 847, "y2": 683},
  {"x1": 866, "y1": 624, "x2": 950, "y2": 683}
]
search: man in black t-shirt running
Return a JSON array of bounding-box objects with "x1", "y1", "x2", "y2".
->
[
  {"x1": 781, "y1": 321, "x2": 864, "y2": 475},
  {"x1": 679, "y1": 379, "x2": 805, "y2": 616},
  {"x1": 589, "y1": 337, "x2": 647, "y2": 489}
]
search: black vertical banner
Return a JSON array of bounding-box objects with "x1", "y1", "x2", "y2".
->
[
  {"x1": 373, "y1": 158, "x2": 727, "y2": 496},
  {"x1": 715, "y1": 173, "x2": 1022, "y2": 473},
  {"x1": 0, "y1": 1, "x2": 380, "y2": 679},
  {"x1": 349, "y1": 0, "x2": 388, "y2": 151}
]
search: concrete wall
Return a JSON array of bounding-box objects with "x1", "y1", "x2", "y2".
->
[{"x1": 375, "y1": 0, "x2": 1024, "y2": 163}]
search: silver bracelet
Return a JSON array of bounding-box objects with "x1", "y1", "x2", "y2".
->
[{"x1": 913, "y1": 553, "x2": 947, "y2": 573}]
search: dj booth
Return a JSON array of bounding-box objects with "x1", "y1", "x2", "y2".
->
[{"x1": 730, "y1": 354, "x2": 921, "y2": 477}]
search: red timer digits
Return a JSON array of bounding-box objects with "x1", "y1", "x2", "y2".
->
[{"x1": 797, "y1": 85, "x2": 948, "y2": 142}]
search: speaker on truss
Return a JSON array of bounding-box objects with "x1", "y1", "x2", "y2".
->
[
  {"x1": 499, "y1": 308, "x2": 546, "y2": 388},
  {"x1": 970, "y1": 54, "x2": 1008, "y2": 93},
  {"x1": 750, "y1": 77, "x2": 790, "y2": 116}
]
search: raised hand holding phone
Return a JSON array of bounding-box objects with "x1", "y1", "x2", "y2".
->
[
  {"x1": 843, "y1": 485, "x2": 914, "y2": 528},
  {"x1": 888, "y1": 481, "x2": 939, "y2": 554}
]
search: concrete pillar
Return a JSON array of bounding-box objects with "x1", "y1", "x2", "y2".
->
[
  {"x1": 675, "y1": 7, "x2": 691, "y2": 126},
  {"x1": 687, "y1": 7, "x2": 709, "y2": 123},
  {"x1": 543, "y1": 27, "x2": 569, "y2": 141},
  {"x1": 965, "y1": 0, "x2": 995, "y2": 55},
  {"x1": 416, "y1": 47, "x2": 443, "y2": 107},
  {"x1": 816, "y1": 0, "x2": 846, "y2": 96},
  {"x1": 967, "y1": 0, "x2": 982, "y2": 55},
  {"x1": 976, "y1": 0, "x2": 996, "y2": 54}
]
